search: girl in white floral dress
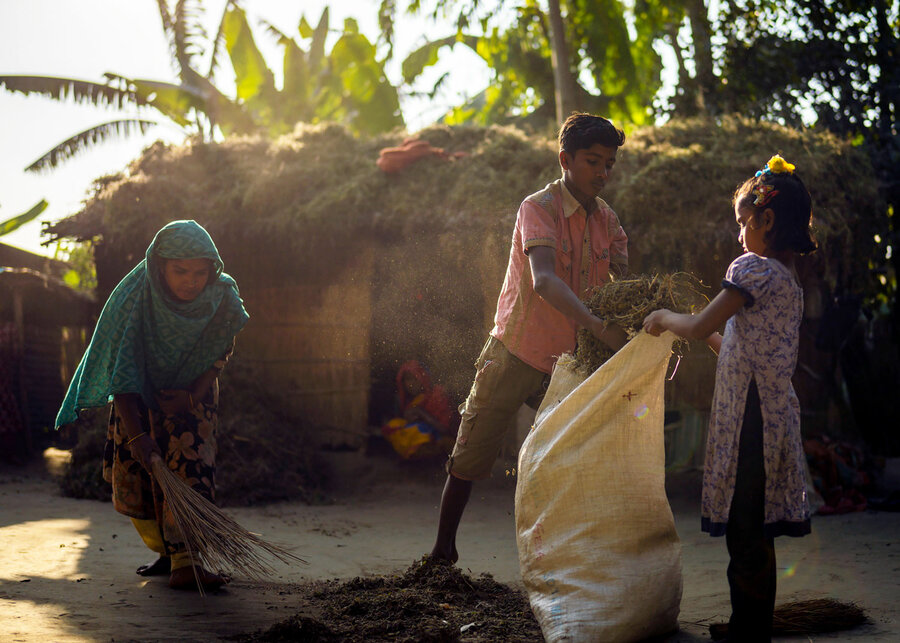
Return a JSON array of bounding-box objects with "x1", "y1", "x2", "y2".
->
[{"x1": 643, "y1": 155, "x2": 817, "y2": 642}]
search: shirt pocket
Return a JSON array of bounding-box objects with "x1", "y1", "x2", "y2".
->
[
  {"x1": 591, "y1": 246, "x2": 611, "y2": 282},
  {"x1": 556, "y1": 238, "x2": 574, "y2": 279}
]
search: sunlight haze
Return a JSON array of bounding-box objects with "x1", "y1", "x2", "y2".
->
[{"x1": 0, "y1": 0, "x2": 490, "y2": 257}]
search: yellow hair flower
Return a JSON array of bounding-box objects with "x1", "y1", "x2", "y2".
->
[{"x1": 766, "y1": 154, "x2": 795, "y2": 174}]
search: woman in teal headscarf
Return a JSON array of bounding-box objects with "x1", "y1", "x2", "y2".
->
[{"x1": 57, "y1": 220, "x2": 249, "y2": 591}]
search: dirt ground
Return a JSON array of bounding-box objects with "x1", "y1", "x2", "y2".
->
[{"x1": 1, "y1": 445, "x2": 899, "y2": 643}]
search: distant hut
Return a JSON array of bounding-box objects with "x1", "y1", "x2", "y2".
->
[
  {"x1": 0, "y1": 247, "x2": 95, "y2": 462},
  {"x1": 43, "y1": 118, "x2": 880, "y2": 461}
]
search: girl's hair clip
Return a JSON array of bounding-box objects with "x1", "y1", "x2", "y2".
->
[
  {"x1": 752, "y1": 184, "x2": 779, "y2": 207},
  {"x1": 756, "y1": 154, "x2": 796, "y2": 177}
]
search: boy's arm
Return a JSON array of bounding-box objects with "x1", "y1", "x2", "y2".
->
[{"x1": 528, "y1": 246, "x2": 626, "y2": 351}]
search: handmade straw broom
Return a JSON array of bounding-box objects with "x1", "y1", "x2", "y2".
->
[
  {"x1": 709, "y1": 598, "x2": 867, "y2": 638},
  {"x1": 150, "y1": 455, "x2": 306, "y2": 592}
]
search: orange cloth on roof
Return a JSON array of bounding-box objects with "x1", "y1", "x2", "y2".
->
[{"x1": 376, "y1": 138, "x2": 466, "y2": 173}]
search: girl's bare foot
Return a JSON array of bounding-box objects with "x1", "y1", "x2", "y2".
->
[
  {"x1": 136, "y1": 555, "x2": 170, "y2": 576},
  {"x1": 168, "y1": 565, "x2": 228, "y2": 591}
]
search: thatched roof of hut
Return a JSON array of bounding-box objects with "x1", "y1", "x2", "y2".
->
[
  {"x1": 44, "y1": 116, "x2": 877, "y2": 301},
  {"x1": 609, "y1": 116, "x2": 879, "y2": 295},
  {"x1": 43, "y1": 123, "x2": 558, "y2": 293}
]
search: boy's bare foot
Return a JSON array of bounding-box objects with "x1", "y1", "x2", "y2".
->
[
  {"x1": 428, "y1": 544, "x2": 459, "y2": 564},
  {"x1": 136, "y1": 555, "x2": 170, "y2": 576},
  {"x1": 168, "y1": 565, "x2": 228, "y2": 591}
]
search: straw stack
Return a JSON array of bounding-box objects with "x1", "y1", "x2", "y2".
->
[
  {"x1": 151, "y1": 457, "x2": 306, "y2": 591},
  {"x1": 569, "y1": 273, "x2": 708, "y2": 375}
]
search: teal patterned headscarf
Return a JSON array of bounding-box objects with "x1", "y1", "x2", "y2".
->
[{"x1": 56, "y1": 220, "x2": 249, "y2": 428}]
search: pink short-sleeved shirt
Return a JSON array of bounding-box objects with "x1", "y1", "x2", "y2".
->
[{"x1": 490, "y1": 179, "x2": 628, "y2": 374}]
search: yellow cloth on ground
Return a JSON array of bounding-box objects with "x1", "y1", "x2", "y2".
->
[{"x1": 383, "y1": 417, "x2": 432, "y2": 459}]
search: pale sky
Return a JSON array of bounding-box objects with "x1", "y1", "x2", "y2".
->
[{"x1": 0, "y1": 0, "x2": 490, "y2": 257}]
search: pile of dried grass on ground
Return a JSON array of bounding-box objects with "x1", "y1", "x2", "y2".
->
[
  {"x1": 568, "y1": 273, "x2": 708, "y2": 375},
  {"x1": 237, "y1": 557, "x2": 541, "y2": 642}
]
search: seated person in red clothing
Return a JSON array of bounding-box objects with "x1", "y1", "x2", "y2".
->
[{"x1": 381, "y1": 360, "x2": 456, "y2": 459}]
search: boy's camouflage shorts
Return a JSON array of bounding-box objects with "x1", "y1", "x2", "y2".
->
[{"x1": 446, "y1": 336, "x2": 548, "y2": 480}]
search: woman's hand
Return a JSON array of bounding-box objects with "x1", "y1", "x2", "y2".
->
[
  {"x1": 156, "y1": 389, "x2": 193, "y2": 415},
  {"x1": 643, "y1": 309, "x2": 672, "y2": 336},
  {"x1": 130, "y1": 434, "x2": 162, "y2": 472}
]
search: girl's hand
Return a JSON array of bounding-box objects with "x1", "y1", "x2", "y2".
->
[
  {"x1": 156, "y1": 389, "x2": 193, "y2": 415},
  {"x1": 643, "y1": 309, "x2": 671, "y2": 336},
  {"x1": 130, "y1": 434, "x2": 162, "y2": 472}
]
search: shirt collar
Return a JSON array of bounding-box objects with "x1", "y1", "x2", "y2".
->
[{"x1": 560, "y1": 180, "x2": 591, "y2": 218}]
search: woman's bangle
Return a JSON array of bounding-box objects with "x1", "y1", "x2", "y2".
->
[{"x1": 126, "y1": 432, "x2": 147, "y2": 446}]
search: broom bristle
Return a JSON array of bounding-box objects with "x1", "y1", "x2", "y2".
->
[
  {"x1": 151, "y1": 458, "x2": 306, "y2": 584},
  {"x1": 709, "y1": 598, "x2": 867, "y2": 638},
  {"x1": 772, "y1": 598, "x2": 867, "y2": 634}
]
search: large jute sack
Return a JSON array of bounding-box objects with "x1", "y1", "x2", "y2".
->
[{"x1": 515, "y1": 331, "x2": 683, "y2": 642}]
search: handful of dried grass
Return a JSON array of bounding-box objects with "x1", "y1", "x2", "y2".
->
[
  {"x1": 151, "y1": 457, "x2": 306, "y2": 591},
  {"x1": 569, "y1": 273, "x2": 707, "y2": 375}
]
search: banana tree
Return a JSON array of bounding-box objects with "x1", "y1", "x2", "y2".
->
[
  {"x1": 252, "y1": 8, "x2": 404, "y2": 136},
  {"x1": 0, "y1": 1, "x2": 403, "y2": 173},
  {"x1": 0, "y1": 0, "x2": 247, "y2": 171},
  {"x1": 0, "y1": 200, "x2": 49, "y2": 236}
]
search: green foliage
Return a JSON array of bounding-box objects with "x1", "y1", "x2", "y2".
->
[
  {"x1": 224, "y1": 6, "x2": 275, "y2": 104},
  {"x1": 55, "y1": 241, "x2": 98, "y2": 293},
  {"x1": 0, "y1": 2, "x2": 405, "y2": 171},
  {"x1": 714, "y1": 0, "x2": 897, "y2": 137},
  {"x1": 0, "y1": 199, "x2": 48, "y2": 236},
  {"x1": 392, "y1": 0, "x2": 664, "y2": 129}
]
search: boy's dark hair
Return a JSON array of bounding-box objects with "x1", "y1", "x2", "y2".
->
[
  {"x1": 558, "y1": 113, "x2": 625, "y2": 156},
  {"x1": 734, "y1": 170, "x2": 817, "y2": 255}
]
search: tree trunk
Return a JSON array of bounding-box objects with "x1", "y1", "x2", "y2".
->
[
  {"x1": 667, "y1": 22, "x2": 698, "y2": 116},
  {"x1": 686, "y1": 0, "x2": 716, "y2": 114},
  {"x1": 546, "y1": 0, "x2": 579, "y2": 124}
]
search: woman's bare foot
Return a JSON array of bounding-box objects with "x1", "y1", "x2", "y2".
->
[
  {"x1": 168, "y1": 565, "x2": 228, "y2": 591},
  {"x1": 136, "y1": 555, "x2": 170, "y2": 576}
]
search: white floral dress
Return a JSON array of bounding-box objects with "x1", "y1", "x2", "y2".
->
[{"x1": 701, "y1": 252, "x2": 811, "y2": 538}]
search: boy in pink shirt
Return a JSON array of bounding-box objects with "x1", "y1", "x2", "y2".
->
[{"x1": 430, "y1": 113, "x2": 629, "y2": 563}]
